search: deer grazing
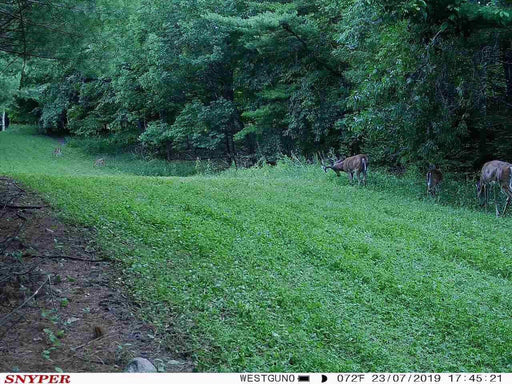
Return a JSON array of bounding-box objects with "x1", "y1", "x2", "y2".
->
[
  {"x1": 477, "y1": 160, "x2": 512, "y2": 217},
  {"x1": 322, "y1": 154, "x2": 368, "y2": 185},
  {"x1": 426, "y1": 168, "x2": 443, "y2": 197},
  {"x1": 53, "y1": 147, "x2": 62, "y2": 157},
  {"x1": 94, "y1": 158, "x2": 105, "y2": 167}
]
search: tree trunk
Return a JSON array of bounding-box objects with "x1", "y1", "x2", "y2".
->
[
  {"x1": 229, "y1": 133, "x2": 237, "y2": 168},
  {"x1": 137, "y1": 119, "x2": 146, "y2": 132},
  {"x1": 165, "y1": 141, "x2": 172, "y2": 161},
  {"x1": 225, "y1": 135, "x2": 232, "y2": 165},
  {"x1": 474, "y1": 49, "x2": 489, "y2": 164},
  {"x1": 502, "y1": 40, "x2": 512, "y2": 102},
  {"x1": 222, "y1": 76, "x2": 241, "y2": 169}
]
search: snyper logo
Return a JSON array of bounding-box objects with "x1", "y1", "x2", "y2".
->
[{"x1": 4, "y1": 375, "x2": 71, "y2": 384}]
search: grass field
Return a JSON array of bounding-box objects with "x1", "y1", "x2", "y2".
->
[{"x1": 2, "y1": 125, "x2": 512, "y2": 372}]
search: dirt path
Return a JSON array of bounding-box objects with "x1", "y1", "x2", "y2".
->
[{"x1": 0, "y1": 178, "x2": 193, "y2": 372}]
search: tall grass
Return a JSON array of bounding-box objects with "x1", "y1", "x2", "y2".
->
[{"x1": 224, "y1": 156, "x2": 489, "y2": 212}]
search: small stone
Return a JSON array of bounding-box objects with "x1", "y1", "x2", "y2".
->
[{"x1": 124, "y1": 357, "x2": 157, "y2": 373}]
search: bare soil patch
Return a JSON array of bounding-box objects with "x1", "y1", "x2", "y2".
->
[{"x1": 0, "y1": 177, "x2": 194, "y2": 372}]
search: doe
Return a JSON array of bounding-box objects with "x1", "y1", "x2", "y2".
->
[
  {"x1": 477, "y1": 160, "x2": 512, "y2": 217},
  {"x1": 426, "y1": 168, "x2": 443, "y2": 197}
]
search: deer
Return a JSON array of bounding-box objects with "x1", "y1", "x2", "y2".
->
[
  {"x1": 322, "y1": 154, "x2": 368, "y2": 185},
  {"x1": 53, "y1": 147, "x2": 62, "y2": 157},
  {"x1": 426, "y1": 168, "x2": 443, "y2": 197},
  {"x1": 477, "y1": 160, "x2": 512, "y2": 217},
  {"x1": 94, "y1": 158, "x2": 105, "y2": 167}
]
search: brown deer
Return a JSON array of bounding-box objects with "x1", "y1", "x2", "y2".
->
[
  {"x1": 53, "y1": 147, "x2": 62, "y2": 157},
  {"x1": 322, "y1": 154, "x2": 368, "y2": 185},
  {"x1": 426, "y1": 168, "x2": 443, "y2": 197},
  {"x1": 94, "y1": 158, "x2": 105, "y2": 167},
  {"x1": 477, "y1": 160, "x2": 512, "y2": 217}
]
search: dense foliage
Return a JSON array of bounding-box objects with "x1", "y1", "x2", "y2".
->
[{"x1": 4, "y1": 0, "x2": 512, "y2": 170}]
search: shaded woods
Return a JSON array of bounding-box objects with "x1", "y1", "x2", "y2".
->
[{"x1": 3, "y1": 0, "x2": 512, "y2": 172}]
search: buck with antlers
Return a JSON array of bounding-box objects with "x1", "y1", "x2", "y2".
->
[
  {"x1": 426, "y1": 168, "x2": 443, "y2": 197},
  {"x1": 322, "y1": 154, "x2": 368, "y2": 185},
  {"x1": 477, "y1": 160, "x2": 512, "y2": 217}
]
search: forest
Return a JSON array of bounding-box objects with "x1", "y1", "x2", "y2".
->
[{"x1": 3, "y1": 0, "x2": 512, "y2": 172}]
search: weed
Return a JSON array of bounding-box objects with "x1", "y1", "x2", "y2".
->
[{"x1": 42, "y1": 328, "x2": 62, "y2": 361}]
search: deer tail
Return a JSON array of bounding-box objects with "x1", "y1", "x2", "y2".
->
[{"x1": 362, "y1": 157, "x2": 367, "y2": 173}]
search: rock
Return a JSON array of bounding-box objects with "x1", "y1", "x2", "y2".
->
[
  {"x1": 124, "y1": 357, "x2": 157, "y2": 373},
  {"x1": 167, "y1": 360, "x2": 184, "y2": 366}
]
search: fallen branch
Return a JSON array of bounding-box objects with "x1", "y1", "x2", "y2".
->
[
  {"x1": 0, "y1": 275, "x2": 50, "y2": 328},
  {"x1": 0, "y1": 193, "x2": 23, "y2": 218},
  {"x1": 12, "y1": 182, "x2": 26, "y2": 193},
  {"x1": 71, "y1": 333, "x2": 112, "y2": 351},
  {"x1": 5, "y1": 204, "x2": 47, "y2": 209},
  {"x1": 26, "y1": 254, "x2": 118, "y2": 263}
]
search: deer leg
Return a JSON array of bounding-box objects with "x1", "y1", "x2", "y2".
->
[
  {"x1": 494, "y1": 185, "x2": 500, "y2": 217},
  {"x1": 502, "y1": 188, "x2": 512, "y2": 216},
  {"x1": 356, "y1": 170, "x2": 361, "y2": 185},
  {"x1": 348, "y1": 172, "x2": 353, "y2": 183},
  {"x1": 486, "y1": 185, "x2": 490, "y2": 210},
  {"x1": 503, "y1": 197, "x2": 511, "y2": 216}
]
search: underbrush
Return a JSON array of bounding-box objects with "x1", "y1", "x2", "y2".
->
[
  {"x1": 224, "y1": 157, "x2": 491, "y2": 212},
  {"x1": 66, "y1": 134, "x2": 229, "y2": 177},
  {"x1": 0, "y1": 125, "x2": 218, "y2": 177}
]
